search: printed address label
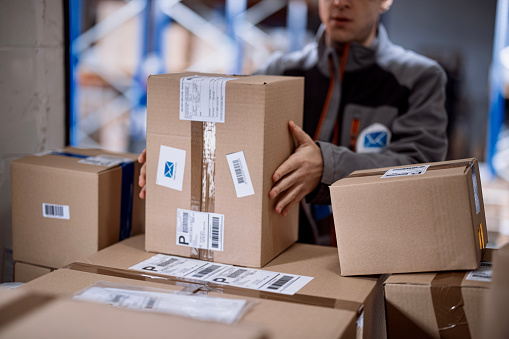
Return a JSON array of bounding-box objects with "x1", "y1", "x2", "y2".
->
[
  {"x1": 129, "y1": 254, "x2": 314, "y2": 295},
  {"x1": 465, "y1": 261, "x2": 492, "y2": 282},
  {"x1": 177, "y1": 209, "x2": 224, "y2": 251},
  {"x1": 381, "y1": 165, "x2": 430, "y2": 178}
]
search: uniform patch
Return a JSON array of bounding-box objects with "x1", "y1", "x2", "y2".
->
[{"x1": 356, "y1": 123, "x2": 391, "y2": 153}]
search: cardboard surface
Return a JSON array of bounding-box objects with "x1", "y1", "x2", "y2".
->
[
  {"x1": 482, "y1": 243, "x2": 509, "y2": 339},
  {"x1": 145, "y1": 72, "x2": 304, "y2": 267},
  {"x1": 14, "y1": 261, "x2": 53, "y2": 283},
  {"x1": 75, "y1": 234, "x2": 385, "y2": 339},
  {"x1": 11, "y1": 147, "x2": 145, "y2": 268},
  {"x1": 384, "y1": 249, "x2": 493, "y2": 339},
  {"x1": 330, "y1": 158, "x2": 487, "y2": 276},
  {"x1": 0, "y1": 289, "x2": 266, "y2": 339}
]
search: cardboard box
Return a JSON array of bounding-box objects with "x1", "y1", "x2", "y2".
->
[
  {"x1": 0, "y1": 289, "x2": 266, "y2": 339},
  {"x1": 330, "y1": 158, "x2": 487, "y2": 276},
  {"x1": 11, "y1": 147, "x2": 145, "y2": 268},
  {"x1": 21, "y1": 235, "x2": 385, "y2": 339},
  {"x1": 145, "y1": 72, "x2": 304, "y2": 267},
  {"x1": 482, "y1": 243, "x2": 509, "y2": 338},
  {"x1": 384, "y1": 249, "x2": 493, "y2": 338},
  {"x1": 14, "y1": 261, "x2": 53, "y2": 283}
]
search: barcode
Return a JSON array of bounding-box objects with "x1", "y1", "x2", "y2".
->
[
  {"x1": 44, "y1": 204, "x2": 64, "y2": 217},
  {"x1": 157, "y1": 258, "x2": 178, "y2": 267},
  {"x1": 232, "y1": 159, "x2": 245, "y2": 184},
  {"x1": 267, "y1": 275, "x2": 293, "y2": 290},
  {"x1": 211, "y1": 217, "x2": 220, "y2": 249},
  {"x1": 192, "y1": 265, "x2": 221, "y2": 278},
  {"x1": 227, "y1": 269, "x2": 247, "y2": 279},
  {"x1": 182, "y1": 212, "x2": 189, "y2": 233},
  {"x1": 145, "y1": 297, "x2": 157, "y2": 309},
  {"x1": 480, "y1": 262, "x2": 492, "y2": 268}
]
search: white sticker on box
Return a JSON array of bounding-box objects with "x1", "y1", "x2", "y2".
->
[
  {"x1": 176, "y1": 209, "x2": 224, "y2": 251},
  {"x1": 381, "y1": 165, "x2": 430, "y2": 178},
  {"x1": 73, "y1": 286, "x2": 248, "y2": 324},
  {"x1": 156, "y1": 145, "x2": 186, "y2": 191},
  {"x1": 179, "y1": 76, "x2": 237, "y2": 123},
  {"x1": 129, "y1": 255, "x2": 314, "y2": 295},
  {"x1": 465, "y1": 261, "x2": 492, "y2": 282},
  {"x1": 79, "y1": 154, "x2": 133, "y2": 167},
  {"x1": 226, "y1": 151, "x2": 255, "y2": 198},
  {"x1": 471, "y1": 164, "x2": 481, "y2": 214},
  {"x1": 42, "y1": 203, "x2": 70, "y2": 219}
]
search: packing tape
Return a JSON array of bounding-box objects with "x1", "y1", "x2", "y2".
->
[
  {"x1": 51, "y1": 151, "x2": 135, "y2": 241},
  {"x1": 0, "y1": 293, "x2": 54, "y2": 330},
  {"x1": 190, "y1": 122, "x2": 216, "y2": 261},
  {"x1": 65, "y1": 262, "x2": 362, "y2": 314},
  {"x1": 430, "y1": 271, "x2": 471, "y2": 339}
]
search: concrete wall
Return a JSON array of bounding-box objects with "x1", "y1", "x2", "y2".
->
[{"x1": 0, "y1": 0, "x2": 65, "y2": 282}]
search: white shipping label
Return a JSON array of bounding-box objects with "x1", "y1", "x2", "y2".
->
[
  {"x1": 130, "y1": 255, "x2": 314, "y2": 295},
  {"x1": 226, "y1": 151, "x2": 255, "y2": 198},
  {"x1": 176, "y1": 209, "x2": 224, "y2": 251},
  {"x1": 465, "y1": 261, "x2": 492, "y2": 282},
  {"x1": 381, "y1": 165, "x2": 430, "y2": 178},
  {"x1": 156, "y1": 145, "x2": 186, "y2": 191},
  {"x1": 471, "y1": 164, "x2": 481, "y2": 214},
  {"x1": 73, "y1": 286, "x2": 248, "y2": 324},
  {"x1": 42, "y1": 203, "x2": 70, "y2": 219},
  {"x1": 179, "y1": 76, "x2": 237, "y2": 123},
  {"x1": 79, "y1": 155, "x2": 133, "y2": 167}
]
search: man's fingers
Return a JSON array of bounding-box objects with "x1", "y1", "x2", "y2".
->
[
  {"x1": 272, "y1": 154, "x2": 299, "y2": 182},
  {"x1": 274, "y1": 184, "x2": 303, "y2": 215},
  {"x1": 270, "y1": 169, "x2": 298, "y2": 199},
  {"x1": 138, "y1": 149, "x2": 147, "y2": 164},
  {"x1": 289, "y1": 120, "x2": 313, "y2": 146},
  {"x1": 139, "y1": 186, "x2": 146, "y2": 199},
  {"x1": 139, "y1": 163, "x2": 146, "y2": 187}
]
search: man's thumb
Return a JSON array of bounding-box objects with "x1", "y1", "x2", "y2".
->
[{"x1": 289, "y1": 120, "x2": 312, "y2": 145}]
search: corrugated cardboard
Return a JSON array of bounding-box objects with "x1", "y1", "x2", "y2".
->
[
  {"x1": 0, "y1": 289, "x2": 266, "y2": 339},
  {"x1": 14, "y1": 261, "x2": 53, "y2": 283},
  {"x1": 482, "y1": 243, "x2": 509, "y2": 339},
  {"x1": 145, "y1": 72, "x2": 304, "y2": 267},
  {"x1": 74, "y1": 234, "x2": 384, "y2": 338},
  {"x1": 384, "y1": 249, "x2": 493, "y2": 338},
  {"x1": 330, "y1": 158, "x2": 487, "y2": 276},
  {"x1": 11, "y1": 147, "x2": 145, "y2": 268}
]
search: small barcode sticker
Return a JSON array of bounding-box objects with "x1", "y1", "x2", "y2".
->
[
  {"x1": 465, "y1": 261, "x2": 492, "y2": 282},
  {"x1": 267, "y1": 275, "x2": 294, "y2": 290},
  {"x1": 192, "y1": 264, "x2": 222, "y2": 279},
  {"x1": 226, "y1": 151, "x2": 254, "y2": 198},
  {"x1": 381, "y1": 165, "x2": 430, "y2": 178},
  {"x1": 42, "y1": 203, "x2": 70, "y2": 219},
  {"x1": 177, "y1": 209, "x2": 224, "y2": 251}
]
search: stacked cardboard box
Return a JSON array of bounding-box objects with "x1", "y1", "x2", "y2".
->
[
  {"x1": 18, "y1": 234, "x2": 386, "y2": 339},
  {"x1": 330, "y1": 158, "x2": 487, "y2": 276},
  {"x1": 0, "y1": 289, "x2": 266, "y2": 339},
  {"x1": 145, "y1": 72, "x2": 303, "y2": 268},
  {"x1": 11, "y1": 147, "x2": 145, "y2": 280}
]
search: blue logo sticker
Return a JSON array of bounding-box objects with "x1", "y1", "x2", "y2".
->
[
  {"x1": 164, "y1": 162, "x2": 175, "y2": 178},
  {"x1": 363, "y1": 131, "x2": 388, "y2": 149}
]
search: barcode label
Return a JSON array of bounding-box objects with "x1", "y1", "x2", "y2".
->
[
  {"x1": 267, "y1": 275, "x2": 294, "y2": 290},
  {"x1": 381, "y1": 165, "x2": 430, "y2": 178},
  {"x1": 42, "y1": 203, "x2": 70, "y2": 219},
  {"x1": 193, "y1": 265, "x2": 222, "y2": 279},
  {"x1": 466, "y1": 261, "x2": 492, "y2": 282},
  {"x1": 227, "y1": 269, "x2": 247, "y2": 279},
  {"x1": 226, "y1": 152, "x2": 254, "y2": 198},
  {"x1": 177, "y1": 209, "x2": 224, "y2": 251},
  {"x1": 156, "y1": 258, "x2": 179, "y2": 267}
]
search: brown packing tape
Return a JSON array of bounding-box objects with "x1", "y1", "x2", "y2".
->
[
  {"x1": 0, "y1": 293, "x2": 54, "y2": 330},
  {"x1": 430, "y1": 272, "x2": 471, "y2": 339},
  {"x1": 65, "y1": 262, "x2": 362, "y2": 314},
  {"x1": 190, "y1": 121, "x2": 217, "y2": 261}
]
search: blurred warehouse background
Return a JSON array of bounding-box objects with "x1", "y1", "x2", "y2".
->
[{"x1": 1, "y1": 0, "x2": 509, "y2": 282}]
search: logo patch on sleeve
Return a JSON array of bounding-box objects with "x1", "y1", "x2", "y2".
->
[{"x1": 356, "y1": 123, "x2": 391, "y2": 153}]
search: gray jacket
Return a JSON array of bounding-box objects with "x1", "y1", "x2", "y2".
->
[{"x1": 256, "y1": 25, "x2": 448, "y2": 204}]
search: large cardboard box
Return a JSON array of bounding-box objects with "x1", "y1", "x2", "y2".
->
[
  {"x1": 330, "y1": 158, "x2": 487, "y2": 276},
  {"x1": 384, "y1": 249, "x2": 493, "y2": 338},
  {"x1": 11, "y1": 147, "x2": 145, "y2": 268},
  {"x1": 0, "y1": 289, "x2": 266, "y2": 339},
  {"x1": 145, "y1": 72, "x2": 304, "y2": 267},
  {"x1": 14, "y1": 261, "x2": 53, "y2": 283},
  {"x1": 482, "y1": 243, "x2": 509, "y2": 338},
  {"x1": 21, "y1": 235, "x2": 385, "y2": 339}
]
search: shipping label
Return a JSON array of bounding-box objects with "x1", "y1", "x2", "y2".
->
[
  {"x1": 42, "y1": 203, "x2": 70, "y2": 220},
  {"x1": 179, "y1": 76, "x2": 237, "y2": 123},
  {"x1": 465, "y1": 261, "x2": 492, "y2": 282},
  {"x1": 130, "y1": 255, "x2": 314, "y2": 295},
  {"x1": 226, "y1": 151, "x2": 255, "y2": 198},
  {"x1": 381, "y1": 165, "x2": 430, "y2": 178},
  {"x1": 156, "y1": 145, "x2": 186, "y2": 191},
  {"x1": 79, "y1": 154, "x2": 133, "y2": 167},
  {"x1": 176, "y1": 209, "x2": 224, "y2": 251}
]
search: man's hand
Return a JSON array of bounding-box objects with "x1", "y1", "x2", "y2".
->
[
  {"x1": 270, "y1": 120, "x2": 323, "y2": 216},
  {"x1": 138, "y1": 149, "x2": 147, "y2": 199}
]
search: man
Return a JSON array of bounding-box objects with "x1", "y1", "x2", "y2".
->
[{"x1": 139, "y1": 0, "x2": 448, "y2": 245}]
